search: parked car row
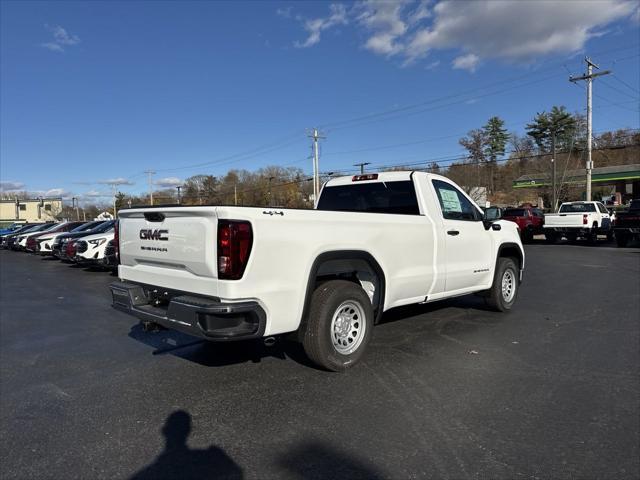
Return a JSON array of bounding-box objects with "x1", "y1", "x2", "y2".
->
[
  {"x1": 0, "y1": 220, "x2": 118, "y2": 269},
  {"x1": 485, "y1": 200, "x2": 638, "y2": 247}
]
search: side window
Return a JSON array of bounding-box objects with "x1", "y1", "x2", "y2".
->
[
  {"x1": 597, "y1": 203, "x2": 608, "y2": 214},
  {"x1": 432, "y1": 180, "x2": 481, "y2": 221}
]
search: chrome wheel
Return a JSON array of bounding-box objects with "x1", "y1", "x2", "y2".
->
[
  {"x1": 330, "y1": 301, "x2": 366, "y2": 355},
  {"x1": 501, "y1": 269, "x2": 516, "y2": 303}
]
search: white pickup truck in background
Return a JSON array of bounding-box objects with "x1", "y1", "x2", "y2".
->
[
  {"x1": 111, "y1": 171, "x2": 524, "y2": 371},
  {"x1": 544, "y1": 201, "x2": 612, "y2": 243}
]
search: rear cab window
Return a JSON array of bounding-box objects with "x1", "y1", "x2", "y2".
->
[
  {"x1": 431, "y1": 179, "x2": 482, "y2": 221},
  {"x1": 559, "y1": 203, "x2": 596, "y2": 213},
  {"x1": 317, "y1": 181, "x2": 420, "y2": 215}
]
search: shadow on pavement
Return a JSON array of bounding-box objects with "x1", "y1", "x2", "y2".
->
[
  {"x1": 130, "y1": 410, "x2": 242, "y2": 480},
  {"x1": 127, "y1": 291, "x2": 506, "y2": 368},
  {"x1": 278, "y1": 441, "x2": 386, "y2": 479},
  {"x1": 128, "y1": 323, "x2": 318, "y2": 369}
]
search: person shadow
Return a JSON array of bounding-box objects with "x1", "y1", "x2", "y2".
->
[{"x1": 130, "y1": 410, "x2": 243, "y2": 480}]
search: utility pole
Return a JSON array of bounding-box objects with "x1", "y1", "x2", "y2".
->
[
  {"x1": 176, "y1": 185, "x2": 182, "y2": 204},
  {"x1": 307, "y1": 128, "x2": 325, "y2": 205},
  {"x1": 551, "y1": 132, "x2": 557, "y2": 211},
  {"x1": 234, "y1": 184, "x2": 238, "y2": 206},
  {"x1": 354, "y1": 162, "x2": 371, "y2": 174},
  {"x1": 268, "y1": 176, "x2": 275, "y2": 207},
  {"x1": 569, "y1": 57, "x2": 611, "y2": 201},
  {"x1": 72, "y1": 197, "x2": 80, "y2": 220},
  {"x1": 144, "y1": 170, "x2": 156, "y2": 205}
]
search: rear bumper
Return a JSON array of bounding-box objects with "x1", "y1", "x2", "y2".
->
[
  {"x1": 110, "y1": 281, "x2": 266, "y2": 341},
  {"x1": 544, "y1": 227, "x2": 609, "y2": 234}
]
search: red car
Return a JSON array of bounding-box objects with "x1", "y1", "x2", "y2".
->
[{"x1": 501, "y1": 206, "x2": 545, "y2": 242}]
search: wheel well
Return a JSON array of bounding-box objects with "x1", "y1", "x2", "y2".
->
[
  {"x1": 300, "y1": 251, "x2": 386, "y2": 330},
  {"x1": 498, "y1": 243, "x2": 523, "y2": 271}
]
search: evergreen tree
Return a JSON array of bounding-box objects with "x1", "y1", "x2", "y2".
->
[
  {"x1": 482, "y1": 116, "x2": 509, "y2": 194},
  {"x1": 525, "y1": 106, "x2": 577, "y2": 152},
  {"x1": 483, "y1": 116, "x2": 509, "y2": 162}
]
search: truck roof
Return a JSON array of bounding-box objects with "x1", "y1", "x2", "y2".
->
[
  {"x1": 325, "y1": 170, "x2": 443, "y2": 187},
  {"x1": 325, "y1": 171, "x2": 412, "y2": 186}
]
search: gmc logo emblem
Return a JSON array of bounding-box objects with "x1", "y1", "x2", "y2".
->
[{"x1": 139, "y1": 229, "x2": 169, "y2": 241}]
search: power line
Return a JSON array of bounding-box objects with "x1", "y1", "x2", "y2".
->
[
  {"x1": 318, "y1": 45, "x2": 639, "y2": 132},
  {"x1": 111, "y1": 47, "x2": 639, "y2": 185},
  {"x1": 324, "y1": 140, "x2": 639, "y2": 175},
  {"x1": 610, "y1": 74, "x2": 640, "y2": 95},
  {"x1": 599, "y1": 78, "x2": 640, "y2": 100}
]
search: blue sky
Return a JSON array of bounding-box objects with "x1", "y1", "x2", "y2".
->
[{"x1": 1, "y1": 0, "x2": 638, "y2": 202}]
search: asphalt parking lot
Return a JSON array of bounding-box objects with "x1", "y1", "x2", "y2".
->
[{"x1": 1, "y1": 242, "x2": 639, "y2": 480}]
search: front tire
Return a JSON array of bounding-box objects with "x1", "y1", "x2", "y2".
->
[
  {"x1": 485, "y1": 258, "x2": 519, "y2": 312},
  {"x1": 302, "y1": 280, "x2": 374, "y2": 372}
]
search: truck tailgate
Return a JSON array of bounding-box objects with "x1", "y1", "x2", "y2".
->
[
  {"x1": 118, "y1": 207, "x2": 218, "y2": 278},
  {"x1": 544, "y1": 213, "x2": 587, "y2": 227}
]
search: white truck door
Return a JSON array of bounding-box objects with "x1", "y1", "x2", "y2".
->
[{"x1": 430, "y1": 179, "x2": 493, "y2": 293}]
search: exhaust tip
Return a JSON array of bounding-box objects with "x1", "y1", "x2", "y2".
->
[{"x1": 263, "y1": 336, "x2": 277, "y2": 347}]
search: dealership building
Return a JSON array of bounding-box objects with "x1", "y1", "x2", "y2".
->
[{"x1": 0, "y1": 198, "x2": 63, "y2": 224}]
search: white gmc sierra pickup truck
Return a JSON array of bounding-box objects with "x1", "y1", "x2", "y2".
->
[{"x1": 111, "y1": 171, "x2": 524, "y2": 371}]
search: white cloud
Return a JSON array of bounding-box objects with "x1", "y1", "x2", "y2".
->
[
  {"x1": 44, "y1": 188, "x2": 70, "y2": 197},
  {"x1": 294, "y1": 4, "x2": 348, "y2": 48},
  {"x1": 281, "y1": 0, "x2": 637, "y2": 71},
  {"x1": 50, "y1": 25, "x2": 80, "y2": 45},
  {"x1": 0, "y1": 181, "x2": 26, "y2": 191},
  {"x1": 276, "y1": 7, "x2": 292, "y2": 19},
  {"x1": 97, "y1": 178, "x2": 134, "y2": 186},
  {"x1": 356, "y1": 0, "x2": 410, "y2": 55},
  {"x1": 41, "y1": 42, "x2": 64, "y2": 52},
  {"x1": 83, "y1": 189, "x2": 107, "y2": 197},
  {"x1": 452, "y1": 53, "x2": 479, "y2": 72},
  {"x1": 41, "y1": 24, "x2": 80, "y2": 53},
  {"x1": 404, "y1": 0, "x2": 636, "y2": 64},
  {"x1": 154, "y1": 177, "x2": 183, "y2": 188},
  {"x1": 424, "y1": 59, "x2": 440, "y2": 70}
]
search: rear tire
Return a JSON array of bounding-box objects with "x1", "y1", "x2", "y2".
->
[
  {"x1": 302, "y1": 280, "x2": 374, "y2": 372},
  {"x1": 545, "y1": 231, "x2": 558, "y2": 244},
  {"x1": 485, "y1": 258, "x2": 519, "y2": 312}
]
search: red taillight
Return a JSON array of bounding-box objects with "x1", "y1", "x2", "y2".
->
[
  {"x1": 583, "y1": 214, "x2": 588, "y2": 225},
  {"x1": 114, "y1": 221, "x2": 120, "y2": 264},
  {"x1": 217, "y1": 220, "x2": 252, "y2": 280},
  {"x1": 352, "y1": 174, "x2": 378, "y2": 182}
]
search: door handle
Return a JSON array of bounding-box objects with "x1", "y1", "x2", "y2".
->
[{"x1": 447, "y1": 230, "x2": 460, "y2": 236}]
